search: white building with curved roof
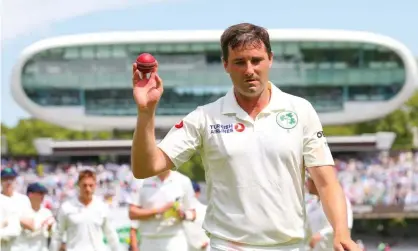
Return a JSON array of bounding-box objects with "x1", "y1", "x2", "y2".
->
[{"x1": 11, "y1": 29, "x2": 418, "y2": 131}]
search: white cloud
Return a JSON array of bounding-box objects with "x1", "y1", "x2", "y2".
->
[{"x1": 1, "y1": 0, "x2": 175, "y2": 41}]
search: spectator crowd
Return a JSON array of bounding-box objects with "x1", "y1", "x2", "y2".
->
[
  {"x1": 2, "y1": 151, "x2": 418, "y2": 214},
  {"x1": 336, "y1": 152, "x2": 418, "y2": 206}
]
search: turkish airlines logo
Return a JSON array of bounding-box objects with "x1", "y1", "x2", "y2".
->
[
  {"x1": 234, "y1": 123, "x2": 245, "y2": 132},
  {"x1": 174, "y1": 121, "x2": 184, "y2": 129}
]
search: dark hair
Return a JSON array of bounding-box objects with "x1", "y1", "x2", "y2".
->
[
  {"x1": 220, "y1": 23, "x2": 272, "y2": 61},
  {"x1": 77, "y1": 169, "x2": 96, "y2": 183}
]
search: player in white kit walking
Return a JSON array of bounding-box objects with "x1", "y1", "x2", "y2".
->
[
  {"x1": 1, "y1": 168, "x2": 32, "y2": 216},
  {"x1": 130, "y1": 23, "x2": 359, "y2": 251},
  {"x1": 1, "y1": 194, "x2": 21, "y2": 251},
  {"x1": 11, "y1": 182, "x2": 55, "y2": 251},
  {"x1": 306, "y1": 174, "x2": 354, "y2": 251},
  {"x1": 1, "y1": 168, "x2": 32, "y2": 251},
  {"x1": 49, "y1": 169, "x2": 121, "y2": 251},
  {"x1": 128, "y1": 170, "x2": 196, "y2": 251}
]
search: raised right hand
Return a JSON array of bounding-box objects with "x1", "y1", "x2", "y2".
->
[{"x1": 132, "y1": 62, "x2": 164, "y2": 113}]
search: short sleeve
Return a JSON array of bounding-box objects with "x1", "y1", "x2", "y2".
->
[
  {"x1": 157, "y1": 107, "x2": 203, "y2": 168},
  {"x1": 302, "y1": 101, "x2": 334, "y2": 167}
]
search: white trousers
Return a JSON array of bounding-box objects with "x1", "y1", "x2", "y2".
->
[{"x1": 140, "y1": 231, "x2": 189, "y2": 251}]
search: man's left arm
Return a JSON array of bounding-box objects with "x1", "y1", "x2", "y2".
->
[
  {"x1": 302, "y1": 101, "x2": 356, "y2": 250},
  {"x1": 308, "y1": 166, "x2": 349, "y2": 238}
]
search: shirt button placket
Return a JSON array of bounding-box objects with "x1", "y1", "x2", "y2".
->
[{"x1": 254, "y1": 115, "x2": 263, "y2": 133}]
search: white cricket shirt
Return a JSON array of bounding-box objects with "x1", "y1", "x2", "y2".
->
[
  {"x1": 8, "y1": 192, "x2": 32, "y2": 217},
  {"x1": 11, "y1": 207, "x2": 55, "y2": 251},
  {"x1": 1, "y1": 194, "x2": 22, "y2": 251},
  {"x1": 158, "y1": 84, "x2": 334, "y2": 247},
  {"x1": 128, "y1": 179, "x2": 142, "y2": 234},
  {"x1": 130, "y1": 171, "x2": 196, "y2": 237},
  {"x1": 49, "y1": 196, "x2": 121, "y2": 251}
]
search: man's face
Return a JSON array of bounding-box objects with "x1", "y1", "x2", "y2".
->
[
  {"x1": 1, "y1": 177, "x2": 15, "y2": 193},
  {"x1": 28, "y1": 192, "x2": 45, "y2": 206},
  {"x1": 223, "y1": 42, "x2": 273, "y2": 98},
  {"x1": 79, "y1": 177, "x2": 96, "y2": 200}
]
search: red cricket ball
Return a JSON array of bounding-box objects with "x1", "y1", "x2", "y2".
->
[{"x1": 136, "y1": 53, "x2": 157, "y2": 73}]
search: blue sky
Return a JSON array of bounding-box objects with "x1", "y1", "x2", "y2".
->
[{"x1": 2, "y1": 0, "x2": 418, "y2": 126}]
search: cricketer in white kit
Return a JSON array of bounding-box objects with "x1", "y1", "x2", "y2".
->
[
  {"x1": 1, "y1": 193, "x2": 22, "y2": 251},
  {"x1": 49, "y1": 169, "x2": 121, "y2": 251},
  {"x1": 1, "y1": 168, "x2": 32, "y2": 251},
  {"x1": 11, "y1": 183, "x2": 55, "y2": 251},
  {"x1": 129, "y1": 170, "x2": 196, "y2": 251},
  {"x1": 131, "y1": 23, "x2": 359, "y2": 251}
]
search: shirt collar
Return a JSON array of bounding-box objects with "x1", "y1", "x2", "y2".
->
[{"x1": 74, "y1": 195, "x2": 97, "y2": 208}]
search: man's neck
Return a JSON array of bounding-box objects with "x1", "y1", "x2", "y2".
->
[
  {"x1": 79, "y1": 196, "x2": 93, "y2": 206},
  {"x1": 234, "y1": 87, "x2": 271, "y2": 119},
  {"x1": 157, "y1": 170, "x2": 171, "y2": 181},
  {"x1": 1, "y1": 190, "x2": 13, "y2": 197}
]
